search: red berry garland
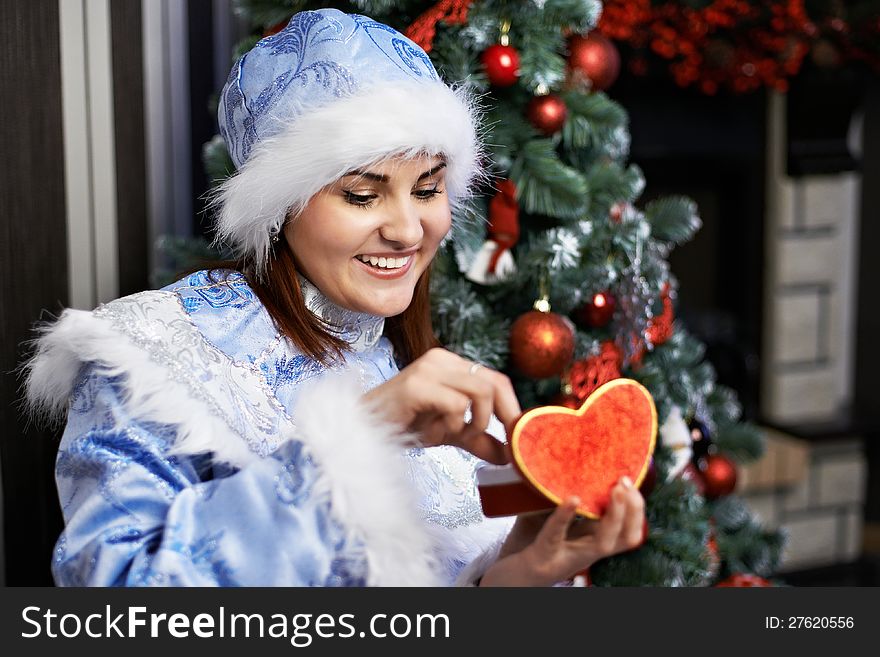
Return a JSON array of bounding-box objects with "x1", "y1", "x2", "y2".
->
[{"x1": 566, "y1": 340, "x2": 622, "y2": 402}]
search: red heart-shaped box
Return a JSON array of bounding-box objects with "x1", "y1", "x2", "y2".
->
[{"x1": 479, "y1": 378, "x2": 656, "y2": 519}]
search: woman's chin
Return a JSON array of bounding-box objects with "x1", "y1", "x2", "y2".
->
[{"x1": 362, "y1": 294, "x2": 413, "y2": 318}]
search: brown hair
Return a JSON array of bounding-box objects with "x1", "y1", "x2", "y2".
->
[{"x1": 207, "y1": 241, "x2": 440, "y2": 368}]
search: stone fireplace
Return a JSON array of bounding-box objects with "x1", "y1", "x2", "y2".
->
[{"x1": 614, "y1": 75, "x2": 868, "y2": 576}]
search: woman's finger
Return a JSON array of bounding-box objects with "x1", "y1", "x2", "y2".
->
[
  {"x1": 406, "y1": 385, "x2": 471, "y2": 444},
  {"x1": 456, "y1": 432, "x2": 509, "y2": 465},
  {"x1": 480, "y1": 369, "x2": 522, "y2": 433},
  {"x1": 617, "y1": 487, "x2": 646, "y2": 551},
  {"x1": 427, "y1": 353, "x2": 522, "y2": 438},
  {"x1": 534, "y1": 496, "x2": 580, "y2": 549},
  {"x1": 583, "y1": 480, "x2": 628, "y2": 556}
]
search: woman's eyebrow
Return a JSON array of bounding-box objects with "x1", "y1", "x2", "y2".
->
[
  {"x1": 417, "y1": 161, "x2": 447, "y2": 181},
  {"x1": 341, "y1": 161, "x2": 447, "y2": 184}
]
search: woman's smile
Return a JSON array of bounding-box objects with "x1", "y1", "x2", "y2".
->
[{"x1": 353, "y1": 251, "x2": 416, "y2": 279}]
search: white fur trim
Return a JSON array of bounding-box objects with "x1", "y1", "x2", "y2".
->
[
  {"x1": 209, "y1": 80, "x2": 488, "y2": 277},
  {"x1": 452, "y1": 531, "x2": 507, "y2": 587},
  {"x1": 23, "y1": 301, "x2": 267, "y2": 468},
  {"x1": 291, "y1": 369, "x2": 441, "y2": 586}
]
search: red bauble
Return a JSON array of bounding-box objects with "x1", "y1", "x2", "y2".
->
[
  {"x1": 508, "y1": 310, "x2": 575, "y2": 379},
  {"x1": 701, "y1": 454, "x2": 738, "y2": 499},
  {"x1": 481, "y1": 44, "x2": 520, "y2": 87},
  {"x1": 526, "y1": 94, "x2": 567, "y2": 135},
  {"x1": 680, "y1": 461, "x2": 707, "y2": 496},
  {"x1": 715, "y1": 573, "x2": 772, "y2": 587},
  {"x1": 567, "y1": 32, "x2": 621, "y2": 91},
  {"x1": 575, "y1": 291, "x2": 616, "y2": 328}
]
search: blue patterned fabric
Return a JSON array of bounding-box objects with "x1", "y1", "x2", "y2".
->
[
  {"x1": 219, "y1": 8, "x2": 440, "y2": 168},
  {"x1": 52, "y1": 271, "x2": 511, "y2": 586}
]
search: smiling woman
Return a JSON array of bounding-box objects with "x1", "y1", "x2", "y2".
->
[{"x1": 24, "y1": 7, "x2": 645, "y2": 588}]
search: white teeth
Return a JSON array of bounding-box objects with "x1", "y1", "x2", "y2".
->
[{"x1": 356, "y1": 254, "x2": 411, "y2": 270}]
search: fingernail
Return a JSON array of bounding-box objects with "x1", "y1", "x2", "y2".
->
[
  {"x1": 570, "y1": 496, "x2": 581, "y2": 506},
  {"x1": 621, "y1": 476, "x2": 633, "y2": 489}
]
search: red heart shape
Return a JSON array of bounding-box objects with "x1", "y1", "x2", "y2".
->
[{"x1": 510, "y1": 378, "x2": 657, "y2": 518}]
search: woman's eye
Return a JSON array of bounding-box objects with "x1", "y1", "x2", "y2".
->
[
  {"x1": 343, "y1": 191, "x2": 377, "y2": 208},
  {"x1": 414, "y1": 186, "x2": 443, "y2": 201}
]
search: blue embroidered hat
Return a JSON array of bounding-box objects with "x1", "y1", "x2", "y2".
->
[{"x1": 212, "y1": 8, "x2": 485, "y2": 276}]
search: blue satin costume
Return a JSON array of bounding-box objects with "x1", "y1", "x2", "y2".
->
[{"x1": 51, "y1": 271, "x2": 512, "y2": 586}]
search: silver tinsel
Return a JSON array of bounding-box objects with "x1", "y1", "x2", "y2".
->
[{"x1": 613, "y1": 218, "x2": 654, "y2": 364}]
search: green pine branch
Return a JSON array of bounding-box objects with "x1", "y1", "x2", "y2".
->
[
  {"x1": 645, "y1": 195, "x2": 703, "y2": 245},
  {"x1": 202, "y1": 135, "x2": 236, "y2": 186},
  {"x1": 713, "y1": 422, "x2": 765, "y2": 464},
  {"x1": 561, "y1": 90, "x2": 628, "y2": 152},
  {"x1": 536, "y1": 0, "x2": 602, "y2": 33},
  {"x1": 510, "y1": 139, "x2": 589, "y2": 219}
]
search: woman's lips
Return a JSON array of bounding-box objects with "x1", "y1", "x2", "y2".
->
[{"x1": 353, "y1": 254, "x2": 414, "y2": 279}]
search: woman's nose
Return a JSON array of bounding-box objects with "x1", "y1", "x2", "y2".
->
[{"x1": 380, "y1": 198, "x2": 424, "y2": 246}]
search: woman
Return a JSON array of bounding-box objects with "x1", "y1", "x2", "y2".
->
[{"x1": 26, "y1": 8, "x2": 644, "y2": 586}]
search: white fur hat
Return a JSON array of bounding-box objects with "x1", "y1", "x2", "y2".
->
[{"x1": 211, "y1": 8, "x2": 486, "y2": 276}]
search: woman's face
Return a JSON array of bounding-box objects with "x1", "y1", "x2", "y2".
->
[{"x1": 285, "y1": 154, "x2": 451, "y2": 317}]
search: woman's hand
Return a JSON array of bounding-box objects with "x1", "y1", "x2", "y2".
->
[
  {"x1": 362, "y1": 347, "x2": 520, "y2": 464},
  {"x1": 479, "y1": 477, "x2": 647, "y2": 586}
]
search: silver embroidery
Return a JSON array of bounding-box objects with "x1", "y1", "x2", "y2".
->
[
  {"x1": 94, "y1": 292, "x2": 292, "y2": 458},
  {"x1": 406, "y1": 446, "x2": 485, "y2": 529},
  {"x1": 298, "y1": 274, "x2": 385, "y2": 353}
]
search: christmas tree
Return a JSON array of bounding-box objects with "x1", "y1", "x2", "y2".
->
[{"x1": 198, "y1": 0, "x2": 785, "y2": 586}]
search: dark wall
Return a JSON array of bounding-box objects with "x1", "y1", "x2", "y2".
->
[
  {"x1": 113, "y1": 1, "x2": 149, "y2": 297},
  {"x1": 1, "y1": 0, "x2": 148, "y2": 585},
  {"x1": 0, "y1": 0, "x2": 67, "y2": 586},
  {"x1": 612, "y1": 77, "x2": 767, "y2": 420}
]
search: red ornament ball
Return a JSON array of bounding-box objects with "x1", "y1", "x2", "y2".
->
[
  {"x1": 575, "y1": 291, "x2": 616, "y2": 328},
  {"x1": 526, "y1": 94, "x2": 568, "y2": 135},
  {"x1": 481, "y1": 44, "x2": 520, "y2": 87},
  {"x1": 700, "y1": 454, "x2": 738, "y2": 499},
  {"x1": 680, "y1": 461, "x2": 706, "y2": 496},
  {"x1": 508, "y1": 310, "x2": 575, "y2": 379},
  {"x1": 715, "y1": 573, "x2": 772, "y2": 587},
  {"x1": 567, "y1": 33, "x2": 621, "y2": 91}
]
